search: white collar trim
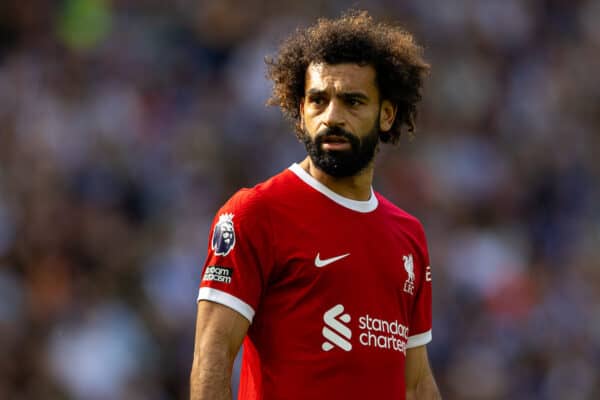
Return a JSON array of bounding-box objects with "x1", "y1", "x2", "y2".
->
[{"x1": 288, "y1": 163, "x2": 378, "y2": 213}]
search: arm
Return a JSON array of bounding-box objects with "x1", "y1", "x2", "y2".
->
[
  {"x1": 405, "y1": 345, "x2": 441, "y2": 400},
  {"x1": 190, "y1": 300, "x2": 250, "y2": 400}
]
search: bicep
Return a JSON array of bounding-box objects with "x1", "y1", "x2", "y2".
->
[
  {"x1": 405, "y1": 345, "x2": 441, "y2": 400},
  {"x1": 193, "y1": 300, "x2": 250, "y2": 364},
  {"x1": 190, "y1": 301, "x2": 250, "y2": 399},
  {"x1": 405, "y1": 345, "x2": 431, "y2": 392}
]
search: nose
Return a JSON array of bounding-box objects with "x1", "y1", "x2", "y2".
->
[{"x1": 322, "y1": 98, "x2": 345, "y2": 129}]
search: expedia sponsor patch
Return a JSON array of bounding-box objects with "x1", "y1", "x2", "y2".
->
[{"x1": 203, "y1": 266, "x2": 234, "y2": 284}]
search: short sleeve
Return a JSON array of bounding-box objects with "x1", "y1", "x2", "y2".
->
[
  {"x1": 197, "y1": 189, "x2": 274, "y2": 323},
  {"x1": 406, "y1": 224, "x2": 432, "y2": 348}
]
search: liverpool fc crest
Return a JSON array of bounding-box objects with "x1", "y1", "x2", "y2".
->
[{"x1": 403, "y1": 254, "x2": 415, "y2": 295}]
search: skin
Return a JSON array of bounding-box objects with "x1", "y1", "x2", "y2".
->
[
  {"x1": 190, "y1": 302, "x2": 249, "y2": 400},
  {"x1": 299, "y1": 63, "x2": 396, "y2": 201},
  {"x1": 405, "y1": 344, "x2": 442, "y2": 399},
  {"x1": 190, "y1": 62, "x2": 441, "y2": 400}
]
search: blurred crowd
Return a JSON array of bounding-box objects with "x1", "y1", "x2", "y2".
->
[{"x1": 1, "y1": 0, "x2": 599, "y2": 399}]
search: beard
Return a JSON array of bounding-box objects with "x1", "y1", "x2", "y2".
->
[{"x1": 301, "y1": 121, "x2": 380, "y2": 178}]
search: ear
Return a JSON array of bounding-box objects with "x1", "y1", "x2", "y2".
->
[
  {"x1": 299, "y1": 98, "x2": 305, "y2": 119},
  {"x1": 379, "y1": 100, "x2": 397, "y2": 132}
]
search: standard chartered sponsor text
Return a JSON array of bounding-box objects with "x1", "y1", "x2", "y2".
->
[{"x1": 358, "y1": 314, "x2": 409, "y2": 354}]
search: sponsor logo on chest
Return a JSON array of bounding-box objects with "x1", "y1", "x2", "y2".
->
[{"x1": 321, "y1": 304, "x2": 410, "y2": 355}]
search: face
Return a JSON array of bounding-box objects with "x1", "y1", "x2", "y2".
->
[{"x1": 300, "y1": 63, "x2": 396, "y2": 177}]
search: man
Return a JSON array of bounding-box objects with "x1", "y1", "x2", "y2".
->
[{"x1": 191, "y1": 10, "x2": 441, "y2": 400}]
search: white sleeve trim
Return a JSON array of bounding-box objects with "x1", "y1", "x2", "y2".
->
[
  {"x1": 407, "y1": 330, "x2": 432, "y2": 348},
  {"x1": 197, "y1": 287, "x2": 255, "y2": 323}
]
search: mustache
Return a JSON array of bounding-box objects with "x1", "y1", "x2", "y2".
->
[{"x1": 315, "y1": 126, "x2": 357, "y2": 143}]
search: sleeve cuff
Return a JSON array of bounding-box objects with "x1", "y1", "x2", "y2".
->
[
  {"x1": 197, "y1": 287, "x2": 255, "y2": 323},
  {"x1": 407, "y1": 329, "x2": 432, "y2": 348}
]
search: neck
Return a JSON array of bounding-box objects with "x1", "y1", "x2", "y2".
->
[{"x1": 299, "y1": 157, "x2": 375, "y2": 201}]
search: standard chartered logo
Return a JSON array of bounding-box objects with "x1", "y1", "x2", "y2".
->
[
  {"x1": 322, "y1": 304, "x2": 410, "y2": 354},
  {"x1": 358, "y1": 315, "x2": 409, "y2": 354},
  {"x1": 322, "y1": 304, "x2": 352, "y2": 351}
]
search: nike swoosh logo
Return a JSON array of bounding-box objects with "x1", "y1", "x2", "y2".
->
[{"x1": 314, "y1": 253, "x2": 350, "y2": 267}]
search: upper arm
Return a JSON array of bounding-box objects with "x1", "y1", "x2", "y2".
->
[
  {"x1": 405, "y1": 345, "x2": 441, "y2": 400},
  {"x1": 405, "y1": 345, "x2": 430, "y2": 391},
  {"x1": 197, "y1": 191, "x2": 275, "y2": 324},
  {"x1": 407, "y1": 221, "x2": 433, "y2": 346},
  {"x1": 192, "y1": 191, "x2": 271, "y2": 387},
  {"x1": 190, "y1": 301, "x2": 250, "y2": 399},
  {"x1": 193, "y1": 300, "x2": 250, "y2": 366}
]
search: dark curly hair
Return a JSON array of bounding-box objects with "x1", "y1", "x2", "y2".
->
[{"x1": 266, "y1": 10, "x2": 430, "y2": 144}]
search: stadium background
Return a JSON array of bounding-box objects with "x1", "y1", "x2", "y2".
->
[{"x1": 1, "y1": 1, "x2": 599, "y2": 399}]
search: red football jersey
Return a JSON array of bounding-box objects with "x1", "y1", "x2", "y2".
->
[{"x1": 198, "y1": 164, "x2": 432, "y2": 400}]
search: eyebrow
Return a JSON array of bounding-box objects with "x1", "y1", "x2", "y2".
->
[
  {"x1": 306, "y1": 89, "x2": 370, "y2": 101},
  {"x1": 340, "y1": 92, "x2": 369, "y2": 102},
  {"x1": 306, "y1": 89, "x2": 326, "y2": 97}
]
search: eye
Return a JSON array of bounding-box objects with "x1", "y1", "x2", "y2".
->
[
  {"x1": 309, "y1": 96, "x2": 325, "y2": 105},
  {"x1": 347, "y1": 97, "x2": 363, "y2": 106}
]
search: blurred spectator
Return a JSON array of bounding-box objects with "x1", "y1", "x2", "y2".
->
[{"x1": 0, "y1": 0, "x2": 599, "y2": 398}]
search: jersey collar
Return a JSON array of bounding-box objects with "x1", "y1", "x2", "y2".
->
[{"x1": 288, "y1": 163, "x2": 378, "y2": 213}]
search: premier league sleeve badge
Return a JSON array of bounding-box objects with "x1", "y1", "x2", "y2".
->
[{"x1": 211, "y1": 213, "x2": 236, "y2": 256}]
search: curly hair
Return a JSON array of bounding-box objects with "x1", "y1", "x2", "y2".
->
[{"x1": 266, "y1": 10, "x2": 430, "y2": 143}]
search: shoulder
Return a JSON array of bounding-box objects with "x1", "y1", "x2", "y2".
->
[
  {"x1": 375, "y1": 193, "x2": 430, "y2": 265},
  {"x1": 219, "y1": 168, "x2": 296, "y2": 219},
  {"x1": 375, "y1": 193, "x2": 428, "y2": 243},
  {"x1": 376, "y1": 194, "x2": 424, "y2": 228}
]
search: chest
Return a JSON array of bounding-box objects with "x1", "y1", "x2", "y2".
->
[{"x1": 267, "y1": 209, "x2": 423, "y2": 317}]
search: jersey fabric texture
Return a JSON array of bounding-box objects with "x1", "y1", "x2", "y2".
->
[{"x1": 198, "y1": 163, "x2": 433, "y2": 400}]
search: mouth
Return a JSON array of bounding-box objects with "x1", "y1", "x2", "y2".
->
[
  {"x1": 321, "y1": 136, "x2": 351, "y2": 151},
  {"x1": 321, "y1": 135, "x2": 348, "y2": 143}
]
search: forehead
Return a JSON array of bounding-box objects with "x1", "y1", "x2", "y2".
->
[{"x1": 305, "y1": 63, "x2": 378, "y2": 95}]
